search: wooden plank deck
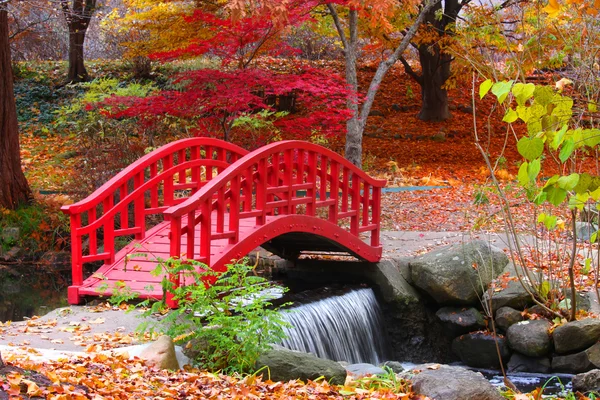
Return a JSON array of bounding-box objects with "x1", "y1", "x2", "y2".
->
[{"x1": 77, "y1": 212, "x2": 263, "y2": 300}]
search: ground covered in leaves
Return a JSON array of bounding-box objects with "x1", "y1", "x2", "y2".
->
[{"x1": 1, "y1": 352, "x2": 416, "y2": 400}]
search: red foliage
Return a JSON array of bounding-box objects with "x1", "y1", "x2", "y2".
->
[{"x1": 96, "y1": 66, "x2": 353, "y2": 148}]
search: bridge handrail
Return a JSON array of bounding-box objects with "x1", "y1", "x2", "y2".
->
[
  {"x1": 61, "y1": 137, "x2": 248, "y2": 289},
  {"x1": 165, "y1": 141, "x2": 386, "y2": 218},
  {"x1": 61, "y1": 138, "x2": 248, "y2": 215}
]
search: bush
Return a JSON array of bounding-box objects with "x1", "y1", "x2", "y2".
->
[{"x1": 138, "y1": 258, "x2": 290, "y2": 374}]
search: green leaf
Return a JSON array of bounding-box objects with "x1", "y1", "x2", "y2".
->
[
  {"x1": 479, "y1": 79, "x2": 493, "y2": 99},
  {"x1": 533, "y1": 86, "x2": 555, "y2": 106},
  {"x1": 551, "y1": 125, "x2": 568, "y2": 150},
  {"x1": 533, "y1": 191, "x2": 547, "y2": 205},
  {"x1": 582, "y1": 129, "x2": 600, "y2": 148},
  {"x1": 559, "y1": 138, "x2": 575, "y2": 162},
  {"x1": 528, "y1": 158, "x2": 541, "y2": 182},
  {"x1": 539, "y1": 281, "x2": 551, "y2": 299},
  {"x1": 591, "y1": 232, "x2": 598, "y2": 244},
  {"x1": 544, "y1": 186, "x2": 568, "y2": 205},
  {"x1": 518, "y1": 162, "x2": 529, "y2": 186},
  {"x1": 512, "y1": 82, "x2": 535, "y2": 106},
  {"x1": 544, "y1": 214, "x2": 557, "y2": 230},
  {"x1": 503, "y1": 108, "x2": 518, "y2": 123},
  {"x1": 588, "y1": 101, "x2": 597, "y2": 113},
  {"x1": 574, "y1": 173, "x2": 592, "y2": 194},
  {"x1": 491, "y1": 80, "x2": 514, "y2": 104},
  {"x1": 517, "y1": 136, "x2": 544, "y2": 161},
  {"x1": 557, "y1": 173, "x2": 579, "y2": 191},
  {"x1": 569, "y1": 192, "x2": 590, "y2": 210}
]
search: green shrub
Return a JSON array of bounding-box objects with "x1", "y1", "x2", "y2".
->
[{"x1": 138, "y1": 258, "x2": 290, "y2": 374}]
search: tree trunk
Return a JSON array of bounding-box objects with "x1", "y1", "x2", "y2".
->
[
  {"x1": 0, "y1": 7, "x2": 31, "y2": 209},
  {"x1": 62, "y1": 0, "x2": 96, "y2": 83},
  {"x1": 67, "y1": 24, "x2": 89, "y2": 82},
  {"x1": 417, "y1": 46, "x2": 451, "y2": 121}
]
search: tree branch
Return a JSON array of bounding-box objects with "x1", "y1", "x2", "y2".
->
[
  {"x1": 358, "y1": 0, "x2": 440, "y2": 126},
  {"x1": 399, "y1": 56, "x2": 422, "y2": 84},
  {"x1": 327, "y1": 4, "x2": 348, "y2": 50}
]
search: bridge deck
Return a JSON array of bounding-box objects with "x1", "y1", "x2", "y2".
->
[{"x1": 79, "y1": 212, "x2": 271, "y2": 300}]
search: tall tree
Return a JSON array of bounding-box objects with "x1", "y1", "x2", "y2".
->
[
  {"x1": 399, "y1": 0, "x2": 466, "y2": 122},
  {"x1": 327, "y1": 0, "x2": 439, "y2": 166},
  {"x1": 61, "y1": 0, "x2": 97, "y2": 82},
  {"x1": 0, "y1": 2, "x2": 32, "y2": 209}
]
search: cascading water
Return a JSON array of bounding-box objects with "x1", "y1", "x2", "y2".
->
[{"x1": 279, "y1": 287, "x2": 388, "y2": 364}]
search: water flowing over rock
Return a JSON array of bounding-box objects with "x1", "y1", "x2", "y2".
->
[{"x1": 279, "y1": 288, "x2": 388, "y2": 364}]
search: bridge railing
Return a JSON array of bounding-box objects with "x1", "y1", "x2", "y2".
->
[
  {"x1": 164, "y1": 140, "x2": 387, "y2": 271},
  {"x1": 61, "y1": 138, "x2": 248, "y2": 289}
]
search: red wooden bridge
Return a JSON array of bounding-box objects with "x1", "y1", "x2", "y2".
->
[{"x1": 61, "y1": 138, "x2": 386, "y2": 307}]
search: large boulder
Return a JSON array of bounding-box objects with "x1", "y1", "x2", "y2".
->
[
  {"x1": 573, "y1": 369, "x2": 600, "y2": 393},
  {"x1": 506, "y1": 320, "x2": 552, "y2": 357},
  {"x1": 495, "y1": 307, "x2": 523, "y2": 332},
  {"x1": 139, "y1": 335, "x2": 180, "y2": 370},
  {"x1": 436, "y1": 307, "x2": 485, "y2": 336},
  {"x1": 410, "y1": 240, "x2": 508, "y2": 305},
  {"x1": 452, "y1": 332, "x2": 511, "y2": 369},
  {"x1": 255, "y1": 346, "x2": 346, "y2": 385},
  {"x1": 553, "y1": 318, "x2": 600, "y2": 354},
  {"x1": 575, "y1": 222, "x2": 598, "y2": 242},
  {"x1": 507, "y1": 353, "x2": 551, "y2": 374},
  {"x1": 406, "y1": 364, "x2": 504, "y2": 400},
  {"x1": 552, "y1": 342, "x2": 600, "y2": 373}
]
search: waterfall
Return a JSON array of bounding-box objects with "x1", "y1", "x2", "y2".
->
[{"x1": 279, "y1": 288, "x2": 388, "y2": 364}]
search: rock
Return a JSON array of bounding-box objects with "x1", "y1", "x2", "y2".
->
[
  {"x1": 495, "y1": 307, "x2": 523, "y2": 332},
  {"x1": 528, "y1": 305, "x2": 551, "y2": 317},
  {"x1": 380, "y1": 361, "x2": 404, "y2": 373},
  {"x1": 369, "y1": 109, "x2": 385, "y2": 117},
  {"x1": 448, "y1": 104, "x2": 458, "y2": 111},
  {"x1": 507, "y1": 353, "x2": 551, "y2": 373},
  {"x1": 407, "y1": 364, "x2": 504, "y2": 400},
  {"x1": 0, "y1": 227, "x2": 20, "y2": 244},
  {"x1": 482, "y1": 264, "x2": 533, "y2": 312},
  {"x1": 391, "y1": 104, "x2": 402, "y2": 111},
  {"x1": 559, "y1": 291, "x2": 592, "y2": 312},
  {"x1": 552, "y1": 342, "x2": 600, "y2": 373},
  {"x1": 431, "y1": 132, "x2": 447, "y2": 142},
  {"x1": 553, "y1": 318, "x2": 600, "y2": 354},
  {"x1": 139, "y1": 335, "x2": 180, "y2": 370},
  {"x1": 436, "y1": 307, "x2": 485, "y2": 336},
  {"x1": 452, "y1": 332, "x2": 511, "y2": 369},
  {"x1": 507, "y1": 320, "x2": 552, "y2": 357},
  {"x1": 256, "y1": 346, "x2": 346, "y2": 385},
  {"x1": 572, "y1": 369, "x2": 600, "y2": 393},
  {"x1": 365, "y1": 260, "x2": 421, "y2": 305},
  {"x1": 410, "y1": 240, "x2": 509, "y2": 305},
  {"x1": 458, "y1": 105, "x2": 474, "y2": 114},
  {"x1": 345, "y1": 363, "x2": 386, "y2": 378},
  {"x1": 575, "y1": 221, "x2": 598, "y2": 241}
]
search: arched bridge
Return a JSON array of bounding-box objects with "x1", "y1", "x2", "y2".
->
[{"x1": 62, "y1": 138, "x2": 386, "y2": 307}]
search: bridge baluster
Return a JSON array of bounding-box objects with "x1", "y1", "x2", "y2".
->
[
  {"x1": 150, "y1": 162, "x2": 159, "y2": 209},
  {"x1": 163, "y1": 154, "x2": 174, "y2": 206},
  {"x1": 190, "y1": 146, "x2": 201, "y2": 194},
  {"x1": 229, "y1": 175, "x2": 240, "y2": 244},
  {"x1": 371, "y1": 186, "x2": 381, "y2": 247},
  {"x1": 199, "y1": 201, "x2": 211, "y2": 265},
  {"x1": 329, "y1": 162, "x2": 339, "y2": 223},
  {"x1": 351, "y1": 173, "x2": 360, "y2": 235},
  {"x1": 186, "y1": 210, "x2": 195, "y2": 259},
  {"x1": 88, "y1": 207, "x2": 97, "y2": 256},
  {"x1": 284, "y1": 149, "x2": 293, "y2": 214},
  {"x1": 134, "y1": 171, "x2": 145, "y2": 240},
  {"x1": 307, "y1": 152, "x2": 317, "y2": 216},
  {"x1": 256, "y1": 158, "x2": 267, "y2": 225},
  {"x1": 103, "y1": 196, "x2": 115, "y2": 264},
  {"x1": 362, "y1": 182, "x2": 370, "y2": 229},
  {"x1": 341, "y1": 167, "x2": 349, "y2": 213}
]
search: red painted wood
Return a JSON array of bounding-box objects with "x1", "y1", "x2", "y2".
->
[{"x1": 63, "y1": 139, "x2": 386, "y2": 306}]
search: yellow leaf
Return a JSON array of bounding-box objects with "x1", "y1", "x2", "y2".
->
[{"x1": 543, "y1": 0, "x2": 562, "y2": 17}]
